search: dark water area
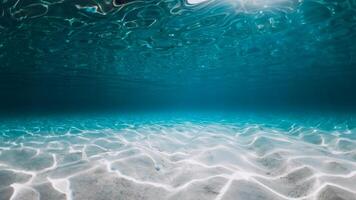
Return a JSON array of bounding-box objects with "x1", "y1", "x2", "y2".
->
[{"x1": 1, "y1": 0, "x2": 356, "y2": 113}]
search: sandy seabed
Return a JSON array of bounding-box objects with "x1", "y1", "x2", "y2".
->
[{"x1": 0, "y1": 115, "x2": 355, "y2": 200}]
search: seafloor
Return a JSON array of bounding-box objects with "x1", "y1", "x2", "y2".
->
[{"x1": 0, "y1": 113, "x2": 355, "y2": 200}]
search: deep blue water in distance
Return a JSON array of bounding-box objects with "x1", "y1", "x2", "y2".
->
[
  {"x1": 0, "y1": 0, "x2": 356, "y2": 111},
  {"x1": 1, "y1": 0, "x2": 356, "y2": 200}
]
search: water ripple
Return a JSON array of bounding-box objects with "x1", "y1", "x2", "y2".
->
[{"x1": 0, "y1": 0, "x2": 355, "y2": 86}]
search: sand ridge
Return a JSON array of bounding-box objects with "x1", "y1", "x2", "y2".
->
[{"x1": 0, "y1": 116, "x2": 355, "y2": 200}]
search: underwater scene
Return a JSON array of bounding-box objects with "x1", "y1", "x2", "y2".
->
[{"x1": 1, "y1": 0, "x2": 356, "y2": 199}]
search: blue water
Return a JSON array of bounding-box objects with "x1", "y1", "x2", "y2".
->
[
  {"x1": 1, "y1": 0, "x2": 356, "y2": 199},
  {"x1": 0, "y1": 0, "x2": 356, "y2": 110}
]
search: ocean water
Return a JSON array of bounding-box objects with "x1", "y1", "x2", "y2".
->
[
  {"x1": 0, "y1": 0, "x2": 356, "y2": 109},
  {"x1": 1, "y1": 0, "x2": 356, "y2": 199}
]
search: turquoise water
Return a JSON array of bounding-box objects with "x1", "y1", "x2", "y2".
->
[
  {"x1": 1, "y1": 0, "x2": 356, "y2": 199},
  {"x1": 0, "y1": 0, "x2": 356, "y2": 109}
]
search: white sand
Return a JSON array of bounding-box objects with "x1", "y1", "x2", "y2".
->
[{"x1": 0, "y1": 116, "x2": 355, "y2": 200}]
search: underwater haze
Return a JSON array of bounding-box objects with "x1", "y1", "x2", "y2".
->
[
  {"x1": 0, "y1": 0, "x2": 356, "y2": 110},
  {"x1": 1, "y1": 0, "x2": 356, "y2": 200}
]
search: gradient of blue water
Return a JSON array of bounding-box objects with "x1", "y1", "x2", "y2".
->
[{"x1": 0, "y1": 0, "x2": 355, "y2": 110}]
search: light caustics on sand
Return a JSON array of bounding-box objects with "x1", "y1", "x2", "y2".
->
[{"x1": 0, "y1": 115, "x2": 355, "y2": 200}]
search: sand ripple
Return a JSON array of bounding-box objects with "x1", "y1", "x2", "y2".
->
[{"x1": 0, "y1": 115, "x2": 355, "y2": 200}]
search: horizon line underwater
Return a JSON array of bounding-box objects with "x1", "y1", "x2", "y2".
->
[{"x1": 0, "y1": 0, "x2": 356, "y2": 199}]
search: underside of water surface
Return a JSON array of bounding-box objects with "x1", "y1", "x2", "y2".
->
[{"x1": 1, "y1": 0, "x2": 356, "y2": 199}]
